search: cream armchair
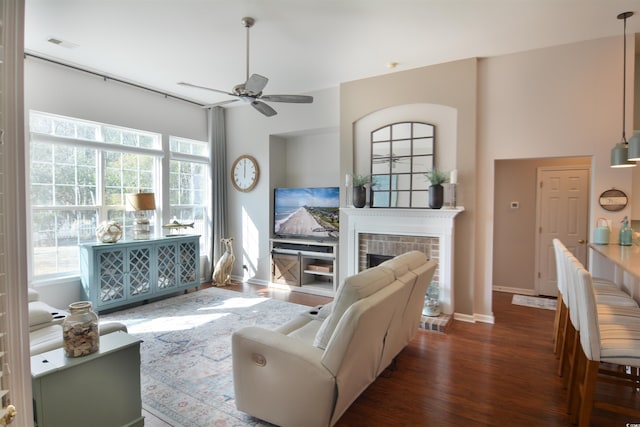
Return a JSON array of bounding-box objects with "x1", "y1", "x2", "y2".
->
[{"x1": 232, "y1": 251, "x2": 437, "y2": 427}]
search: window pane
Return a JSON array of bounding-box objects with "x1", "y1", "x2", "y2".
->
[
  {"x1": 169, "y1": 159, "x2": 208, "y2": 245},
  {"x1": 30, "y1": 114, "x2": 53, "y2": 134},
  {"x1": 105, "y1": 152, "x2": 155, "y2": 206},
  {"x1": 392, "y1": 123, "x2": 411, "y2": 140},
  {"x1": 414, "y1": 123, "x2": 433, "y2": 138},
  {"x1": 170, "y1": 136, "x2": 208, "y2": 156},
  {"x1": 393, "y1": 139, "x2": 411, "y2": 157},
  {"x1": 31, "y1": 163, "x2": 53, "y2": 184},
  {"x1": 53, "y1": 119, "x2": 75, "y2": 137},
  {"x1": 76, "y1": 124, "x2": 99, "y2": 141},
  {"x1": 31, "y1": 142, "x2": 52, "y2": 162},
  {"x1": 31, "y1": 209, "x2": 97, "y2": 276},
  {"x1": 31, "y1": 184, "x2": 53, "y2": 207},
  {"x1": 372, "y1": 126, "x2": 390, "y2": 142},
  {"x1": 391, "y1": 157, "x2": 411, "y2": 173},
  {"x1": 413, "y1": 138, "x2": 434, "y2": 156}
]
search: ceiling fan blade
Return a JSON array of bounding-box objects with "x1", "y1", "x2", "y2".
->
[
  {"x1": 251, "y1": 100, "x2": 277, "y2": 117},
  {"x1": 260, "y1": 94, "x2": 314, "y2": 104},
  {"x1": 178, "y1": 81, "x2": 236, "y2": 97},
  {"x1": 244, "y1": 74, "x2": 268, "y2": 95}
]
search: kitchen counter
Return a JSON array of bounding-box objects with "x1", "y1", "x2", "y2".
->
[{"x1": 589, "y1": 243, "x2": 640, "y2": 302}]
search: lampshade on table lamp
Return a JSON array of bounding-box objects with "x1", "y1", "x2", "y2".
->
[{"x1": 126, "y1": 192, "x2": 156, "y2": 240}]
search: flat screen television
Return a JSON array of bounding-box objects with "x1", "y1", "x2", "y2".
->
[{"x1": 273, "y1": 187, "x2": 340, "y2": 240}]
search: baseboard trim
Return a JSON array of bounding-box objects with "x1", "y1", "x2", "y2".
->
[
  {"x1": 453, "y1": 312, "x2": 495, "y2": 324},
  {"x1": 493, "y1": 286, "x2": 536, "y2": 296},
  {"x1": 474, "y1": 313, "x2": 495, "y2": 324},
  {"x1": 231, "y1": 275, "x2": 270, "y2": 287}
]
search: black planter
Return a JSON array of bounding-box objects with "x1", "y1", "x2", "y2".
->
[
  {"x1": 353, "y1": 185, "x2": 367, "y2": 208},
  {"x1": 429, "y1": 184, "x2": 444, "y2": 209}
]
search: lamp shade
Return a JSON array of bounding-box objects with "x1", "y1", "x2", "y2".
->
[
  {"x1": 628, "y1": 131, "x2": 640, "y2": 161},
  {"x1": 611, "y1": 142, "x2": 636, "y2": 168},
  {"x1": 126, "y1": 192, "x2": 156, "y2": 211}
]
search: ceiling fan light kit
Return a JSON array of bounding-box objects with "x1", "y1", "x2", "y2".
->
[{"x1": 178, "y1": 16, "x2": 313, "y2": 117}]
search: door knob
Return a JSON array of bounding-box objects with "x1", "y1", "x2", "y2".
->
[{"x1": 578, "y1": 239, "x2": 585, "y2": 244}]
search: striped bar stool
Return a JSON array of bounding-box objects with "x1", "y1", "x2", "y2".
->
[
  {"x1": 553, "y1": 239, "x2": 639, "y2": 379},
  {"x1": 568, "y1": 264, "x2": 640, "y2": 426},
  {"x1": 557, "y1": 246, "x2": 640, "y2": 394},
  {"x1": 552, "y1": 239, "x2": 569, "y2": 358}
]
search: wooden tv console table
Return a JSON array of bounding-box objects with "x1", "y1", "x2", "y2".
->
[{"x1": 270, "y1": 238, "x2": 338, "y2": 297}]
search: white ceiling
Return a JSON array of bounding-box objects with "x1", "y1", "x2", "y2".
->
[{"x1": 24, "y1": 0, "x2": 640, "y2": 107}]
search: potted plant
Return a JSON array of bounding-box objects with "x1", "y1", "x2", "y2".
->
[
  {"x1": 351, "y1": 174, "x2": 371, "y2": 208},
  {"x1": 425, "y1": 169, "x2": 448, "y2": 209}
]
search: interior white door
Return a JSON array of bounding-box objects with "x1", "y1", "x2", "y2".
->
[{"x1": 535, "y1": 167, "x2": 589, "y2": 296}]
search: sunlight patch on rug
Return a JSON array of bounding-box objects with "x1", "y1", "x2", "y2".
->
[
  {"x1": 102, "y1": 287, "x2": 308, "y2": 427},
  {"x1": 124, "y1": 312, "x2": 232, "y2": 334},
  {"x1": 512, "y1": 294, "x2": 557, "y2": 311}
]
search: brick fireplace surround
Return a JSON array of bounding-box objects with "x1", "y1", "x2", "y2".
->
[{"x1": 341, "y1": 207, "x2": 463, "y2": 315}]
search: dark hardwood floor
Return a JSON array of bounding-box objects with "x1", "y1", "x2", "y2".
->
[{"x1": 217, "y1": 282, "x2": 639, "y2": 426}]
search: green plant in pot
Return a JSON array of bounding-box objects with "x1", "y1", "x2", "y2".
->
[
  {"x1": 425, "y1": 169, "x2": 448, "y2": 209},
  {"x1": 351, "y1": 174, "x2": 371, "y2": 208}
]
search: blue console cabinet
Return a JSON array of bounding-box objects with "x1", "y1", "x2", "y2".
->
[{"x1": 79, "y1": 235, "x2": 200, "y2": 312}]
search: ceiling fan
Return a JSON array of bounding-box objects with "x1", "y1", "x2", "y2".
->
[{"x1": 178, "y1": 17, "x2": 313, "y2": 117}]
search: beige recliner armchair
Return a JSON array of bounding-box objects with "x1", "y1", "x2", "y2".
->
[{"x1": 232, "y1": 251, "x2": 437, "y2": 427}]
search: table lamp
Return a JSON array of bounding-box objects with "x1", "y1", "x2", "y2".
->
[{"x1": 126, "y1": 192, "x2": 156, "y2": 240}]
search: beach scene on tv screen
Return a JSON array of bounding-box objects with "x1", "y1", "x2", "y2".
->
[{"x1": 274, "y1": 187, "x2": 339, "y2": 239}]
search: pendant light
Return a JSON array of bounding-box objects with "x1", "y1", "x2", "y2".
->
[{"x1": 611, "y1": 11, "x2": 636, "y2": 168}]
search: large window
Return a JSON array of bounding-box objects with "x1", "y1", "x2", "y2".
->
[
  {"x1": 169, "y1": 137, "x2": 210, "y2": 248},
  {"x1": 28, "y1": 112, "x2": 209, "y2": 280}
]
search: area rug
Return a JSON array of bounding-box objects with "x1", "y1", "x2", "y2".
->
[
  {"x1": 101, "y1": 287, "x2": 309, "y2": 426},
  {"x1": 511, "y1": 294, "x2": 557, "y2": 311}
]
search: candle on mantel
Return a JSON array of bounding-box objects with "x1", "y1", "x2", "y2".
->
[
  {"x1": 345, "y1": 173, "x2": 352, "y2": 187},
  {"x1": 450, "y1": 169, "x2": 458, "y2": 185}
]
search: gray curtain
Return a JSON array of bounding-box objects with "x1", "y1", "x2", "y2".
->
[{"x1": 208, "y1": 106, "x2": 228, "y2": 280}]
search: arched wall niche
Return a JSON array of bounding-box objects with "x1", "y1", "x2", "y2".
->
[{"x1": 352, "y1": 103, "x2": 458, "y2": 180}]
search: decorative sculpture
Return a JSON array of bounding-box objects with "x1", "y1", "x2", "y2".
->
[
  {"x1": 422, "y1": 281, "x2": 441, "y2": 317},
  {"x1": 213, "y1": 237, "x2": 235, "y2": 286},
  {"x1": 95, "y1": 221, "x2": 123, "y2": 243}
]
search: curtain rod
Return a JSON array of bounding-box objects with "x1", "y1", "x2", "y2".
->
[{"x1": 25, "y1": 52, "x2": 206, "y2": 108}]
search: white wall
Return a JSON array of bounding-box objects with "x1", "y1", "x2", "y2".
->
[
  {"x1": 224, "y1": 87, "x2": 339, "y2": 283},
  {"x1": 477, "y1": 36, "x2": 633, "y2": 316}
]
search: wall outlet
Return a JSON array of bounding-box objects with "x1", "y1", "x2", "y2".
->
[{"x1": 510, "y1": 201, "x2": 519, "y2": 209}]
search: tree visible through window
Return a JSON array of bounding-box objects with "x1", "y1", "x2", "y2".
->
[
  {"x1": 28, "y1": 112, "x2": 210, "y2": 281},
  {"x1": 169, "y1": 137, "x2": 210, "y2": 248},
  {"x1": 29, "y1": 112, "x2": 163, "y2": 278}
]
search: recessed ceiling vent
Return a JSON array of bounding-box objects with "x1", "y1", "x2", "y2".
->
[{"x1": 47, "y1": 37, "x2": 78, "y2": 49}]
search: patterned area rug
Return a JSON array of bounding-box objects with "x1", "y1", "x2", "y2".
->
[
  {"x1": 511, "y1": 294, "x2": 557, "y2": 311},
  {"x1": 102, "y1": 287, "x2": 309, "y2": 426}
]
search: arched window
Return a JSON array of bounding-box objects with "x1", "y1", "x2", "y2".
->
[{"x1": 370, "y1": 122, "x2": 435, "y2": 208}]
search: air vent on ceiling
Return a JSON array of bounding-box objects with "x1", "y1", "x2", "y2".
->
[{"x1": 47, "y1": 37, "x2": 78, "y2": 49}]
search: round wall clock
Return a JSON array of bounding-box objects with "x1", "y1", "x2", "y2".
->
[
  {"x1": 598, "y1": 188, "x2": 628, "y2": 212},
  {"x1": 231, "y1": 155, "x2": 259, "y2": 192}
]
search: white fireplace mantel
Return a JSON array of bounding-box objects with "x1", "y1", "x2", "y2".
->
[{"x1": 341, "y1": 207, "x2": 464, "y2": 315}]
